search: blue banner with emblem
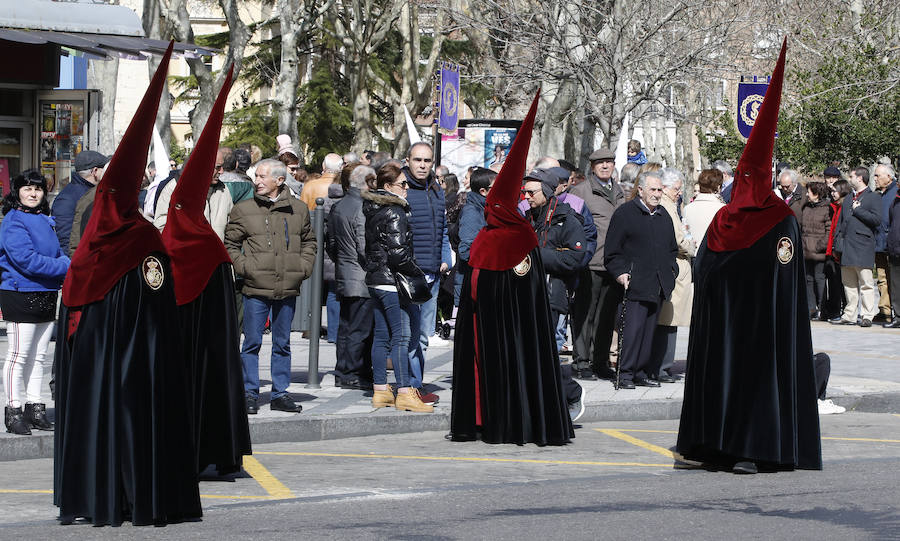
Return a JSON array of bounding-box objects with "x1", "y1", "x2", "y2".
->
[
  {"x1": 736, "y1": 81, "x2": 769, "y2": 139},
  {"x1": 438, "y1": 63, "x2": 460, "y2": 132}
]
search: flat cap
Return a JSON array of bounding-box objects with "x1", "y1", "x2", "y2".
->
[
  {"x1": 823, "y1": 166, "x2": 842, "y2": 178},
  {"x1": 74, "y1": 150, "x2": 110, "y2": 171},
  {"x1": 588, "y1": 148, "x2": 615, "y2": 162}
]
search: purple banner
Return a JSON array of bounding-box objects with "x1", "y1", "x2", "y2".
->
[
  {"x1": 438, "y1": 65, "x2": 460, "y2": 132},
  {"x1": 736, "y1": 81, "x2": 769, "y2": 139}
]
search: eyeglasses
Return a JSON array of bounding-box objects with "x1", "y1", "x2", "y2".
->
[
  {"x1": 392, "y1": 180, "x2": 409, "y2": 188},
  {"x1": 521, "y1": 188, "x2": 541, "y2": 197}
]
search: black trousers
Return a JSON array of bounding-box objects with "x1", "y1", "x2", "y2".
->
[
  {"x1": 618, "y1": 298, "x2": 661, "y2": 382},
  {"x1": 335, "y1": 295, "x2": 374, "y2": 382},
  {"x1": 552, "y1": 309, "x2": 585, "y2": 405},
  {"x1": 570, "y1": 269, "x2": 622, "y2": 372},
  {"x1": 890, "y1": 256, "x2": 900, "y2": 318},
  {"x1": 805, "y1": 259, "x2": 826, "y2": 313},
  {"x1": 814, "y1": 352, "x2": 831, "y2": 400},
  {"x1": 649, "y1": 324, "x2": 677, "y2": 378},
  {"x1": 822, "y1": 256, "x2": 844, "y2": 318}
]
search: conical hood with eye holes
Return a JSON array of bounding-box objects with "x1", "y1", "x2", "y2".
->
[
  {"x1": 468, "y1": 91, "x2": 540, "y2": 270},
  {"x1": 161, "y1": 66, "x2": 234, "y2": 305},
  {"x1": 705, "y1": 38, "x2": 792, "y2": 252},
  {"x1": 63, "y1": 42, "x2": 174, "y2": 307}
]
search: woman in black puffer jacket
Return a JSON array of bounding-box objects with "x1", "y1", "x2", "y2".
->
[
  {"x1": 800, "y1": 181, "x2": 833, "y2": 319},
  {"x1": 362, "y1": 163, "x2": 431, "y2": 413}
]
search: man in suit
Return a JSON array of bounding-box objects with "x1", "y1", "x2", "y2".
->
[
  {"x1": 714, "y1": 161, "x2": 734, "y2": 203},
  {"x1": 831, "y1": 166, "x2": 882, "y2": 327}
]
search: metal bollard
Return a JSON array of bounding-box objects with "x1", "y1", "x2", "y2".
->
[{"x1": 305, "y1": 197, "x2": 326, "y2": 389}]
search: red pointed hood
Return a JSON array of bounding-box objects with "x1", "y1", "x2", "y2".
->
[
  {"x1": 161, "y1": 66, "x2": 234, "y2": 305},
  {"x1": 468, "y1": 91, "x2": 540, "y2": 270},
  {"x1": 706, "y1": 38, "x2": 792, "y2": 252},
  {"x1": 63, "y1": 42, "x2": 174, "y2": 307}
]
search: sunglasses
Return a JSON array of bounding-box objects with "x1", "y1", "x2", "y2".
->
[
  {"x1": 393, "y1": 180, "x2": 409, "y2": 188},
  {"x1": 521, "y1": 188, "x2": 541, "y2": 197}
]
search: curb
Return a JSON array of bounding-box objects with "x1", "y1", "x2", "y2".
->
[{"x1": 2, "y1": 393, "x2": 898, "y2": 462}]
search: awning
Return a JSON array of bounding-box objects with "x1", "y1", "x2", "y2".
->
[
  {"x1": 0, "y1": 0, "x2": 144, "y2": 36},
  {"x1": 0, "y1": 29, "x2": 219, "y2": 60}
]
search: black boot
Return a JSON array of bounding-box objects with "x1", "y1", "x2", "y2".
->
[
  {"x1": 24, "y1": 403, "x2": 53, "y2": 431},
  {"x1": 4, "y1": 406, "x2": 32, "y2": 435}
]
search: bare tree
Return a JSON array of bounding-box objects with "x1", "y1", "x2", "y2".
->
[
  {"x1": 159, "y1": 0, "x2": 253, "y2": 137},
  {"x1": 274, "y1": 0, "x2": 334, "y2": 146},
  {"x1": 331, "y1": 0, "x2": 405, "y2": 152},
  {"x1": 143, "y1": 0, "x2": 172, "y2": 152}
]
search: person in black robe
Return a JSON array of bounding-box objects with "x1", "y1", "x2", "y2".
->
[
  {"x1": 54, "y1": 43, "x2": 203, "y2": 525},
  {"x1": 450, "y1": 92, "x2": 574, "y2": 446},
  {"x1": 676, "y1": 40, "x2": 822, "y2": 474},
  {"x1": 161, "y1": 66, "x2": 251, "y2": 475}
]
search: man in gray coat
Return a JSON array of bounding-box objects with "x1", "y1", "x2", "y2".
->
[
  {"x1": 326, "y1": 165, "x2": 375, "y2": 389},
  {"x1": 569, "y1": 148, "x2": 625, "y2": 379},
  {"x1": 832, "y1": 166, "x2": 882, "y2": 327}
]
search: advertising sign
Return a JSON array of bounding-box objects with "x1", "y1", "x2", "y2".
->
[{"x1": 436, "y1": 119, "x2": 522, "y2": 182}]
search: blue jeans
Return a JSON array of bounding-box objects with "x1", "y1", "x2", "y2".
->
[
  {"x1": 556, "y1": 313, "x2": 568, "y2": 351},
  {"x1": 370, "y1": 288, "x2": 414, "y2": 388},
  {"x1": 325, "y1": 280, "x2": 339, "y2": 343},
  {"x1": 418, "y1": 278, "x2": 441, "y2": 351},
  {"x1": 242, "y1": 296, "x2": 295, "y2": 400}
]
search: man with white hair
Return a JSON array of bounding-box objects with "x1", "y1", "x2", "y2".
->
[
  {"x1": 873, "y1": 163, "x2": 898, "y2": 322},
  {"x1": 775, "y1": 168, "x2": 805, "y2": 216},
  {"x1": 301, "y1": 152, "x2": 343, "y2": 210},
  {"x1": 327, "y1": 165, "x2": 376, "y2": 387},
  {"x1": 713, "y1": 160, "x2": 734, "y2": 203}
]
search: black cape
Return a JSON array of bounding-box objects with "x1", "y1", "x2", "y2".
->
[
  {"x1": 179, "y1": 262, "x2": 251, "y2": 474},
  {"x1": 676, "y1": 216, "x2": 822, "y2": 470},
  {"x1": 451, "y1": 247, "x2": 574, "y2": 446},
  {"x1": 54, "y1": 254, "x2": 202, "y2": 526}
]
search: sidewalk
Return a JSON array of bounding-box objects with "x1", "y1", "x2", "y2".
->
[{"x1": 1, "y1": 320, "x2": 899, "y2": 461}]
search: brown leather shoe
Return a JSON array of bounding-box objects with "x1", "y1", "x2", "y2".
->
[
  {"x1": 372, "y1": 387, "x2": 395, "y2": 408},
  {"x1": 395, "y1": 389, "x2": 434, "y2": 413}
]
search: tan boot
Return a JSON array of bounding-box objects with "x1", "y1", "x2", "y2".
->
[
  {"x1": 395, "y1": 388, "x2": 434, "y2": 413},
  {"x1": 372, "y1": 386, "x2": 395, "y2": 408}
]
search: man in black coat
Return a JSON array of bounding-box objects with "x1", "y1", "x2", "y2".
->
[
  {"x1": 604, "y1": 171, "x2": 678, "y2": 389},
  {"x1": 522, "y1": 169, "x2": 586, "y2": 413},
  {"x1": 326, "y1": 165, "x2": 376, "y2": 388},
  {"x1": 831, "y1": 166, "x2": 882, "y2": 327}
]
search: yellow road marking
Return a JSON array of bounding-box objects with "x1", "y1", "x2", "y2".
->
[
  {"x1": 822, "y1": 436, "x2": 900, "y2": 443},
  {"x1": 594, "y1": 429, "x2": 675, "y2": 459},
  {"x1": 611, "y1": 429, "x2": 678, "y2": 434},
  {"x1": 0, "y1": 489, "x2": 270, "y2": 500},
  {"x1": 243, "y1": 456, "x2": 295, "y2": 499},
  {"x1": 253, "y1": 451, "x2": 668, "y2": 468},
  {"x1": 893, "y1": 414, "x2": 900, "y2": 419}
]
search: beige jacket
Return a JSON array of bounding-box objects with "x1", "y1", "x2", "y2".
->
[
  {"x1": 657, "y1": 194, "x2": 694, "y2": 327},
  {"x1": 153, "y1": 180, "x2": 233, "y2": 242},
  {"x1": 682, "y1": 193, "x2": 725, "y2": 252}
]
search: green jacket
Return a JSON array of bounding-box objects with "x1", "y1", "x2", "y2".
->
[{"x1": 225, "y1": 188, "x2": 316, "y2": 299}]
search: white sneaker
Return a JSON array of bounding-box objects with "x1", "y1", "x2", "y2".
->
[
  {"x1": 818, "y1": 398, "x2": 846, "y2": 415},
  {"x1": 428, "y1": 335, "x2": 453, "y2": 348},
  {"x1": 568, "y1": 385, "x2": 586, "y2": 423}
]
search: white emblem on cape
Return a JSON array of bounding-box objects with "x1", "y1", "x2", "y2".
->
[
  {"x1": 513, "y1": 255, "x2": 531, "y2": 277},
  {"x1": 142, "y1": 256, "x2": 164, "y2": 290},
  {"x1": 777, "y1": 237, "x2": 793, "y2": 265}
]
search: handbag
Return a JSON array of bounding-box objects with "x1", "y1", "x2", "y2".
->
[{"x1": 394, "y1": 272, "x2": 432, "y2": 304}]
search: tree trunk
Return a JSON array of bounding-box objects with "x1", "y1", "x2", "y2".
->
[
  {"x1": 87, "y1": 57, "x2": 119, "y2": 155},
  {"x1": 143, "y1": 0, "x2": 171, "y2": 151},
  {"x1": 350, "y1": 52, "x2": 372, "y2": 153},
  {"x1": 275, "y1": 0, "x2": 301, "y2": 144}
]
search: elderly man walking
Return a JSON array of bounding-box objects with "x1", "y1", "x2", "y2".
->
[
  {"x1": 225, "y1": 158, "x2": 317, "y2": 414},
  {"x1": 604, "y1": 171, "x2": 678, "y2": 389}
]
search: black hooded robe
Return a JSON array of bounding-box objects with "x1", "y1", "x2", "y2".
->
[
  {"x1": 450, "y1": 247, "x2": 574, "y2": 446},
  {"x1": 676, "y1": 215, "x2": 822, "y2": 470},
  {"x1": 54, "y1": 254, "x2": 203, "y2": 526},
  {"x1": 179, "y1": 262, "x2": 251, "y2": 474}
]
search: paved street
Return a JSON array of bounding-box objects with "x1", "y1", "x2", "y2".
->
[{"x1": 0, "y1": 413, "x2": 898, "y2": 539}]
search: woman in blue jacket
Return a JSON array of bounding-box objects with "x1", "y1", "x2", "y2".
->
[{"x1": 1, "y1": 169, "x2": 70, "y2": 435}]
